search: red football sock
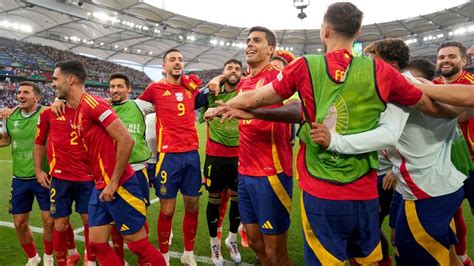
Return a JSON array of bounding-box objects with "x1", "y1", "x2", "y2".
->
[
  {"x1": 110, "y1": 226, "x2": 124, "y2": 263},
  {"x1": 128, "y1": 237, "x2": 166, "y2": 265},
  {"x1": 83, "y1": 224, "x2": 96, "y2": 262},
  {"x1": 217, "y1": 191, "x2": 230, "y2": 228},
  {"x1": 89, "y1": 242, "x2": 121, "y2": 266},
  {"x1": 454, "y1": 207, "x2": 467, "y2": 255},
  {"x1": 53, "y1": 229, "x2": 68, "y2": 266},
  {"x1": 66, "y1": 223, "x2": 76, "y2": 250},
  {"x1": 157, "y1": 212, "x2": 173, "y2": 253},
  {"x1": 21, "y1": 242, "x2": 37, "y2": 258},
  {"x1": 43, "y1": 239, "x2": 53, "y2": 256},
  {"x1": 183, "y1": 211, "x2": 199, "y2": 251}
]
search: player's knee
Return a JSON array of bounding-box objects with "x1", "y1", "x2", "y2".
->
[
  {"x1": 248, "y1": 237, "x2": 264, "y2": 252},
  {"x1": 43, "y1": 218, "x2": 54, "y2": 230},
  {"x1": 13, "y1": 219, "x2": 28, "y2": 231},
  {"x1": 53, "y1": 220, "x2": 68, "y2": 232}
]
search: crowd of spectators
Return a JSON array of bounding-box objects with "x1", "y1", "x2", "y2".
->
[
  {"x1": 0, "y1": 37, "x2": 152, "y2": 87},
  {"x1": 0, "y1": 80, "x2": 143, "y2": 108}
]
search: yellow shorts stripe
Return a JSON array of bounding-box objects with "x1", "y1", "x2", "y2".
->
[
  {"x1": 353, "y1": 242, "x2": 382, "y2": 265},
  {"x1": 155, "y1": 153, "x2": 166, "y2": 178},
  {"x1": 141, "y1": 168, "x2": 149, "y2": 183},
  {"x1": 405, "y1": 200, "x2": 449, "y2": 265},
  {"x1": 268, "y1": 174, "x2": 292, "y2": 214},
  {"x1": 300, "y1": 194, "x2": 345, "y2": 265},
  {"x1": 116, "y1": 186, "x2": 146, "y2": 216},
  {"x1": 98, "y1": 157, "x2": 147, "y2": 216}
]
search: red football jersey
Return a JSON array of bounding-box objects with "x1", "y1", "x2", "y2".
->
[
  {"x1": 237, "y1": 64, "x2": 293, "y2": 177},
  {"x1": 272, "y1": 49, "x2": 423, "y2": 200},
  {"x1": 73, "y1": 94, "x2": 134, "y2": 189},
  {"x1": 35, "y1": 107, "x2": 93, "y2": 182},
  {"x1": 434, "y1": 70, "x2": 474, "y2": 160},
  {"x1": 139, "y1": 82, "x2": 199, "y2": 153}
]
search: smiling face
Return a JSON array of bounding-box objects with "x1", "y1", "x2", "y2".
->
[
  {"x1": 245, "y1": 31, "x2": 274, "y2": 67},
  {"x1": 16, "y1": 85, "x2": 39, "y2": 112},
  {"x1": 436, "y1": 46, "x2": 466, "y2": 79},
  {"x1": 163, "y1": 51, "x2": 184, "y2": 80},
  {"x1": 223, "y1": 62, "x2": 242, "y2": 86},
  {"x1": 109, "y1": 78, "x2": 131, "y2": 103},
  {"x1": 51, "y1": 67, "x2": 70, "y2": 101}
]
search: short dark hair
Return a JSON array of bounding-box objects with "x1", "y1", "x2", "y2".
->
[
  {"x1": 223, "y1": 59, "x2": 243, "y2": 69},
  {"x1": 19, "y1": 81, "x2": 41, "y2": 96},
  {"x1": 437, "y1": 41, "x2": 467, "y2": 59},
  {"x1": 248, "y1": 26, "x2": 277, "y2": 47},
  {"x1": 366, "y1": 38, "x2": 410, "y2": 70},
  {"x1": 54, "y1": 61, "x2": 87, "y2": 84},
  {"x1": 323, "y1": 2, "x2": 363, "y2": 39},
  {"x1": 407, "y1": 58, "x2": 436, "y2": 81},
  {"x1": 109, "y1": 73, "x2": 131, "y2": 87},
  {"x1": 163, "y1": 48, "x2": 182, "y2": 62}
]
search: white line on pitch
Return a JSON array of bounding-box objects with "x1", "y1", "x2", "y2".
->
[
  {"x1": 0, "y1": 160, "x2": 12, "y2": 163},
  {"x1": 0, "y1": 221, "x2": 252, "y2": 265}
]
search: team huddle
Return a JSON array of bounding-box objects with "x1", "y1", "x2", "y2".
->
[{"x1": 2, "y1": 2, "x2": 474, "y2": 266}]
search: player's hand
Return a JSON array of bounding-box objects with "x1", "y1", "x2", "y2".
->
[
  {"x1": 0, "y1": 107, "x2": 16, "y2": 119},
  {"x1": 36, "y1": 171, "x2": 51, "y2": 189},
  {"x1": 310, "y1": 122, "x2": 331, "y2": 149},
  {"x1": 204, "y1": 107, "x2": 218, "y2": 121},
  {"x1": 99, "y1": 182, "x2": 118, "y2": 202},
  {"x1": 51, "y1": 100, "x2": 66, "y2": 116},
  {"x1": 382, "y1": 170, "x2": 397, "y2": 190},
  {"x1": 206, "y1": 75, "x2": 225, "y2": 96},
  {"x1": 219, "y1": 106, "x2": 254, "y2": 122}
]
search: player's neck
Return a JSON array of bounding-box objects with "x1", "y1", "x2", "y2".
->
[
  {"x1": 248, "y1": 61, "x2": 269, "y2": 77},
  {"x1": 325, "y1": 39, "x2": 353, "y2": 54},
  {"x1": 166, "y1": 76, "x2": 181, "y2": 85},
  {"x1": 21, "y1": 104, "x2": 37, "y2": 114},
  {"x1": 223, "y1": 83, "x2": 236, "y2": 92},
  {"x1": 68, "y1": 87, "x2": 86, "y2": 108},
  {"x1": 442, "y1": 70, "x2": 463, "y2": 84}
]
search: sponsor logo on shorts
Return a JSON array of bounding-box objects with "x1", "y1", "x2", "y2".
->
[
  {"x1": 120, "y1": 224, "x2": 130, "y2": 232},
  {"x1": 50, "y1": 203, "x2": 56, "y2": 214},
  {"x1": 262, "y1": 220, "x2": 273, "y2": 230}
]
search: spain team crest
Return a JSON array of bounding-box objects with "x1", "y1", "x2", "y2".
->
[
  {"x1": 175, "y1": 92, "x2": 184, "y2": 102},
  {"x1": 160, "y1": 184, "x2": 167, "y2": 195},
  {"x1": 50, "y1": 203, "x2": 56, "y2": 214}
]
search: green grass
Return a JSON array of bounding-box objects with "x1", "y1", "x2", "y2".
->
[{"x1": 0, "y1": 123, "x2": 473, "y2": 265}]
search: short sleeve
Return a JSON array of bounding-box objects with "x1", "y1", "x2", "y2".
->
[
  {"x1": 139, "y1": 83, "x2": 156, "y2": 103},
  {"x1": 374, "y1": 58, "x2": 422, "y2": 106},
  {"x1": 272, "y1": 57, "x2": 307, "y2": 99},
  {"x1": 34, "y1": 109, "x2": 50, "y2": 145},
  {"x1": 86, "y1": 97, "x2": 118, "y2": 128}
]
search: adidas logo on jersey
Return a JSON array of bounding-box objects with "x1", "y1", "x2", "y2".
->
[
  {"x1": 262, "y1": 220, "x2": 273, "y2": 230},
  {"x1": 162, "y1": 90, "x2": 171, "y2": 96},
  {"x1": 120, "y1": 224, "x2": 130, "y2": 232}
]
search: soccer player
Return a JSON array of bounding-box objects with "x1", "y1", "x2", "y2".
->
[
  {"x1": 0, "y1": 81, "x2": 54, "y2": 266},
  {"x1": 199, "y1": 59, "x2": 243, "y2": 265},
  {"x1": 432, "y1": 41, "x2": 474, "y2": 265},
  {"x1": 51, "y1": 60, "x2": 165, "y2": 266},
  {"x1": 108, "y1": 72, "x2": 152, "y2": 265},
  {"x1": 212, "y1": 3, "x2": 448, "y2": 264},
  {"x1": 34, "y1": 100, "x2": 96, "y2": 266},
  {"x1": 136, "y1": 48, "x2": 206, "y2": 266},
  {"x1": 206, "y1": 26, "x2": 301, "y2": 266}
]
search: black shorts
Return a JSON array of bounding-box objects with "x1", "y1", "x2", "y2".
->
[{"x1": 203, "y1": 155, "x2": 238, "y2": 193}]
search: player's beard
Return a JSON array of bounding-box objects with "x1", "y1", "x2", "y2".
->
[
  {"x1": 438, "y1": 64, "x2": 461, "y2": 78},
  {"x1": 224, "y1": 76, "x2": 240, "y2": 86},
  {"x1": 171, "y1": 73, "x2": 182, "y2": 80}
]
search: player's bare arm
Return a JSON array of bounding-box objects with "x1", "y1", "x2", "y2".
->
[
  {"x1": 99, "y1": 119, "x2": 135, "y2": 202},
  {"x1": 218, "y1": 98, "x2": 301, "y2": 123},
  {"x1": 0, "y1": 115, "x2": 11, "y2": 147},
  {"x1": 224, "y1": 82, "x2": 284, "y2": 110},
  {"x1": 412, "y1": 93, "x2": 459, "y2": 118},
  {"x1": 33, "y1": 144, "x2": 50, "y2": 189},
  {"x1": 417, "y1": 83, "x2": 474, "y2": 107}
]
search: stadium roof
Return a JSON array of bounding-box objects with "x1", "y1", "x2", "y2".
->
[{"x1": 1, "y1": 0, "x2": 474, "y2": 70}]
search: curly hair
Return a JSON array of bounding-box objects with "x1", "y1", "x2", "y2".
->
[{"x1": 364, "y1": 38, "x2": 410, "y2": 70}]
